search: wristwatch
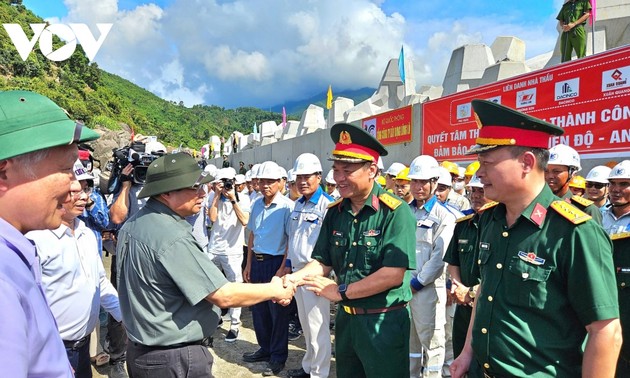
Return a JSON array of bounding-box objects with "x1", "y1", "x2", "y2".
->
[
  {"x1": 468, "y1": 287, "x2": 476, "y2": 300},
  {"x1": 230, "y1": 200, "x2": 236, "y2": 205},
  {"x1": 338, "y1": 283, "x2": 349, "y2": 301}
]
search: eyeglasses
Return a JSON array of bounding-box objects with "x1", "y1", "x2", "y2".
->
[
  {"x1": 585, "y1": 182, "x2": 607, "y2": 189},
  {"x1": 70, "y1": 186, "x2": 93, "y2": 197}
]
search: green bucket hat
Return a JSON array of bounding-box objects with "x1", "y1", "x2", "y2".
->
[
  {"x1": 0, "y1": 90, "x2": 100, "y2": 160},
  {"x1": 138, "y1": 152, "x2": 214, "y2": 198}
]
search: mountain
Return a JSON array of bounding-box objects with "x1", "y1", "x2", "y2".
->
[{"x1": 270, "y1": 87, "x2": 375, "y2": 116}]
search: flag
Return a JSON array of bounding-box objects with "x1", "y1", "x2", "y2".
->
[
  {"x1": 326, "y1": 85, "x2": 333, "y2": 109},
  {"x1": 282, "y1": 107, "x2": 287, "y2": 128},
  {"x1": 130, "y1": 124, "x2": 135, "y2": 142},
  {"x1": 398, "y1": 45, "x2": 406, "y2": 84},
  {"x1": 253, "y1": 122, "x2": 258, "y2": 134},
  {"x1": 589, "y1": 0, "x2": 596, "y2": 25}
]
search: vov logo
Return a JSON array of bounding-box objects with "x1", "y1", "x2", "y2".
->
[{"x1": 3, "y1": 23, "x2": 112, "y2": 62}]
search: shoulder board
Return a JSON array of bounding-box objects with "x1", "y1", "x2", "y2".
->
[
  {"x1": 478, "y1": 201, "x2": 499, "y2": 213},
  {"x1": 456, "y1": 214, "x2": 475, "y2": 223},
  {"x1": 571, "y1": 195, "x2": 594, "y2": 207},
  {"x1": 550, "y1": 200, "x2": 592, "y2": 224},
  {"x1": 378, "y1": 193, "x2": 402, "y2": 210},
  {"x1": 327, "y1": 198, "x2": 343, "y2": 209},
  {"x1": 611, "y1": 232, "x2": 630, "y2": 241}
]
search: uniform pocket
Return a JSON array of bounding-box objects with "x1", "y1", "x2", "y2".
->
[
  {"x1": 508, "y1": 256, "x2": 554, "y2": 309},
  {"x1": 360, "y1": 236, "x2": 381, "y2": 271}
]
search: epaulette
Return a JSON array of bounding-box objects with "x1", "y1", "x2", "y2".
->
[
  {"x1": 456, "y1": 214, "x2": 475, "y2": 223},
  {"x1": 550, "y1": 200, "x2": 592, "y2": 224},
  {"x1": 571, "y1": 195, "x2": 594, "y2": 207},
  {"x1": 478, "y1": 201, "x2": 499, "y2": 213},
  {"x1": 327, "y1": 198, "x2": 343, "y2": 209},
  {"x1": 379, "y1": 192, "x2": 402, "y2": 210},
  {"x1": 611, "y1": 232, "x2": 630, "y2": 240}
]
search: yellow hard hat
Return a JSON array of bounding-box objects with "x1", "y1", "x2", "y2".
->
[
  {"x1": 394, "y1": 167, "x2": 410, "y2": 181},
  {"x1": 465, "y1": 161, "x2": 480, "y2": 176},
  {"x1": 440, "y1": 161, "x2": 460, "y2": 176},
  {"x1": 376, "y1": 175, "x2": 386, "y2": 186},
  {"x1": 568, "y1": 175, "x2": 586, "y2": 189}
]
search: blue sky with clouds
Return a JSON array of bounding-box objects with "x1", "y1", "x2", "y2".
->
[{"x1": 22, "y1": 0, "x2": 566, "y2": 109}]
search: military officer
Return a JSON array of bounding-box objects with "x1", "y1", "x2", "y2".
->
[
  {"x1": 283, "y1": 123, "x2": 417, "y2": 378},
  {"x1": 556, "y1": 0, "x2": 592, "y2": 62},
  {"x1": 545, "y1": 143, "x2": 602, "y2": 223},
  {"x1": 602, "y1": 160, "x2": 630, "y2": 377},
  {"x1": 450, "y1": 100, "x2": 621, "y2": 378}
]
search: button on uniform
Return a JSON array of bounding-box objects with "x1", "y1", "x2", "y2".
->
[
  {"x1": 481, "y1": 328, "x2": 488, "y2": 334},
  {"x1": 352, "y1": 242, "x2": 357, "y2": 246},
  {"x1": 483, "y1": 363, "x2": 490, "y2": 369},
  {"x1": 488, "y1": 296, "x2": 493, "y2": 302},
  {"x1": 502, "y1": 231, "x2": 508, "y2": 237},
  {"x1": 496, "y1": 263, "x2": 503, "y2": 269}
]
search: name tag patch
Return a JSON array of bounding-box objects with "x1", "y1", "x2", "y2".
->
[{"x1": 479, "y1": 242, "x2": 490, "y2": 250}]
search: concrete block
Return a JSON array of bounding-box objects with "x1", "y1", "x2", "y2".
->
[
  {"x1": 480, "y1": 61, "x2": 531, "y2": 85},
  {"x1": 491, "y1": 36, "x2": 526, "y2": 62},
  {"x1": 259, "y1": 121, "x2": 278, "y2": 138},
  {"x1": 442, "y1": 44, "x2": 494, "y2": 96},
  {"x1": 327, "y1": 97, "x2": 355, "y2": 128}
]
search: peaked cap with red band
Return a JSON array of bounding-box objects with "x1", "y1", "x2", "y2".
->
[
  {"x1": 467, "y1": 100, "x2": 564, "y2": 154},
  {"x1": 329, "y1": 123, "x2": 388, "y2": 163}
]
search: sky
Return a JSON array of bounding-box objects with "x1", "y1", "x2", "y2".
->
[{"x1": 22, "y1": 0, "x2": 566, "y2": 109}]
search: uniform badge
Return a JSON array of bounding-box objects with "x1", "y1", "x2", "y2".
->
[
  {"x1": 363, "y1": 229, "x2": 381, "y2": 236},
  {"x1": 518, "y1": 251, "x2": 545, "y2": 265},
  {"x1": 339, "y1": 130, "x2": 352, "y2": 145},
  {"x1": 530, "y1": 203, "x2": 547, "y2": 226},
  {"x1": 617, "y1": 267, "x2": 630, "y2": 274},
  {"x1": 333, "y1": 230, "x2": 343, "y2": 237}
]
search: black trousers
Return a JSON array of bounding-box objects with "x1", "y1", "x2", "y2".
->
[
  {"x1": 108, "y1": 254, "x2": 128, "y2": 361},
  {"x1": 127, "y1": 341, "x2": 213, "y2": 378}
]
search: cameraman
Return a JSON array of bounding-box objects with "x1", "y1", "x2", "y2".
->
[{"x1": 208, "y1": 167, "x2": 251, "y2": 342}]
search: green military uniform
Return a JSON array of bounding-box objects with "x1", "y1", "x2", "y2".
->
[
  {"x1": 311, "y1": 183, "x2": 416, "y2": 378},
  {"x1": 556, "y1": 0, "x2": 592, "y2": 62},
  {"x1": 560, "y1": 190, "x2": 602, "y2": 224},
  {"x1": 612, "y1": 232, "x2": 630, "y2": 376},
  {"x1": 473, "y1": 185, "x2": 618, "y2": 377}
]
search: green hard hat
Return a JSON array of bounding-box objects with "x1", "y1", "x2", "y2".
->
[
  {"x1": 138, "y1": 152, "x2": 214, "y2": 198},
  {"x1": 0, "y1": 90, "x2": 99, "y2": 160}
]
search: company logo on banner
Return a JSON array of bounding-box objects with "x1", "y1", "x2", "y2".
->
[
  {"x1": 456, "y1": 103, "x2": 471, "y2": 119},
  {"x1": 361, "y1": 106, "x2": 413, "y2": 146},
  {"x1": 555, "y1": 78, "x2": 580, "y2": 101},
  {"x1": 602, "y1": 66, "x2": 630, "y2": 92},
  {"x1": 421, "y1": 46, "x2": 630, "y2": 161}
]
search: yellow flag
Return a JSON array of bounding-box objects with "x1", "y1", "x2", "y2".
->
[{"x1": 326, "y1": 85, "x2": 333, "y2": 109}]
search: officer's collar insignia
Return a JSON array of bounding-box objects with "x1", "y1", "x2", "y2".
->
[
  {"x1": 371, "y1": 194, "x2": 380, "y2": 210},
  {"x1": 339, "y1": 131, "x2": 352, "y2": 145},
  {"x1": 571, "y1": 195, "x2": 593, "y2": 207},
  {"x1": 333, "y1": 230, "x2": 344, "y2": 237},
  {"x1": 363, "y1": 229, "x2": 381, "y2": 237},
  {"x1": 611, "y1": 232, "x2": 630, "y2": 240},
  {"x1": 518, "y1": 251, "x2": 545, "y2": 265},
  {"x1": 378, "y1": 193, "x2": 402, "y2": 210},
  {"x1": 530, "y1": 203, "x2": 547, "y2": 227}
]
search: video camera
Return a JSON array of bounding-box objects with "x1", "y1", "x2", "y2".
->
[{"x1": 100, "y1": 141, "x2": 164, "y2": 194}]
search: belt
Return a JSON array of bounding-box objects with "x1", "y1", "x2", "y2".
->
[
  {"x1": 254, "y1": 253, "x2": 282, "y2": 261},
  {"x1": 132, "y1": 337, "x2": 213, "y2": 351},
  {"x1": 342, "y1": 303, "x2": 407, "y2": 315},
  {"x1": 63, "y1": 336, "x2": 89, "y2": 350},
  {"x1": 483, "y1": 370, "x2": 506, "y2": 378}
]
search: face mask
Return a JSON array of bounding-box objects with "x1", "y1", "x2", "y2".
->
[{"x1": 453, "y1": 181, "x2": 465, "y2": 192}]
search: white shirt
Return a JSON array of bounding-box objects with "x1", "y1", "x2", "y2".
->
[
  {"x1": 602, "y1": 208, "x2": 630, "y2": 235},
  {"x1": 208, "y1": 194, "x2": 251, "y2": 255},
  {"x1": 27, "y1": 219, "x2": 121, "y2": 341}
]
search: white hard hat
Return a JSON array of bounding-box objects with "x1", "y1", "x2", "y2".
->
[
  {"x1": 257, "y1": 161, "x2": 283, "y2": 180},
  {"x1": 216, "y1": 167, "x2": 236, "y2": 181},
  {"x1": 73, "y1": 159, "x2": 94, "y2": 181},
  {"x1": 235, "y1": 174, "x2": 246, "y2": 185},
  {"x1": 377, "y1": 157, "x2": 385, "y2": 171},
  {"x1": 245, "y1": 170, "x2": 252, "y2": 182},
  {"x1": 278, "y1": 166, "x2": 288, "y2": 179},
  {"x1": 466, "y1": 174, "x2": 483, "y2": 188},
  {"x1": 385, "y1": 162, "x2": 406, "y2": 176},
  {"x1": 608, "y1": 160, "x2": 630, "y2": 180},
  {"x1": 325, "y1": 169, "x2": 336, "y2": 185},
  {"x1": 408, "y1": 155, "x2": 440, "y2": 180},
  {"x1": 585, "y1": 165, "x2": 612, "y2": 184},
  {"x1": 251, "y1": 163, "x2": 262, "y2": 179},
  {"x1": 287, "y1": 169, "x2": 296, "y2": 183},
  {"x1": 293, "y1": 153, "x2": 322, "y2": 175},
  {"x1": 548, "y1": 144, "x2": 581, "y2": 171},
  {"x1": 204, "y1": 164, "x2": 218, "y2": 178},
  {"x1": 436, "y1": 167, "x2": 453, "y2": 186}
]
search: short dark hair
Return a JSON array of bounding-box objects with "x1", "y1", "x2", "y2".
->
[{"x1": 507, "y1": 146, "x2": 549, "y2": 171}]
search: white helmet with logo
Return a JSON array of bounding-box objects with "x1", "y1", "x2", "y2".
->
[
  {"x1": 608, "y1": 160, "x2": 630, "y2": 180},
  {"x1": 585, "y1": 165, "x2": 612, "y2": 184},
  {"x1": 257, "y1": 161, "x2": 283, "y2": 180},
  {"x1": 548, "y1": 144, "x2": 581, "y2": 171},
  {"x1": 250, "y1": 163, "x2": 261, "y2": 179},
  {"x1": 384, "y1": 162, "x2": 406, "y2": 176},
  {"x1": 407, "y1": 155, "x2": 440, "y2": 180},
  {"x1": 325, "y1": 169, "x2": 336, "y2": 185},
  {"x1": 293, "y1": 153, "x2": 322, "y2": 175},
  {"x1": 436, "y1": 167, "x2": 453, "y2": 186}
]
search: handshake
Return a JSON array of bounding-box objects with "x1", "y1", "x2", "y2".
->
[{"x1": 269, "y1": 273, "x2": 341, "y2": 306}]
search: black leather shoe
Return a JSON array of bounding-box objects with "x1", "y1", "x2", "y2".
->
[
  {"x1": 262, "y1": 361, "x2": 285, "y2": 376},
  {"x1": 287, "y1": 367, "x2": 310, "y2": 377},
  {"x1": 243, "y1": 349, "x2": 270, "y2": 362}
]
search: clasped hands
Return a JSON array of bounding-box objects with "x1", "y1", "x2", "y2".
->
[
  {"x1": 449, "y1": 278, "x2": 474, "y2": 306},
  {"x1": 272, "y1": 273, "x2": 340, "y2": 306}
]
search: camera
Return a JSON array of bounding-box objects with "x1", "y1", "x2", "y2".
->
[
  {"x1": 100, "y1": 141, "x2": 164, "y2": 194},
  {"x1": 222, "y1": 178, "x2": 234, "y2": 191}
]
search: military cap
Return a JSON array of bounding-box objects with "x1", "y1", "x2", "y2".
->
[
  {"x1": 138, "y1": 152, "x2": 214, "y2": 198},
  {"x1": 467, "y1": 100, "x2": 564, "y2": 154},
  {"x1": 0, "y1": 90, "x2": 99, "y2": 160},
  {"x1": 329, "y1": 123, "x2": 388, "y2": 163}
]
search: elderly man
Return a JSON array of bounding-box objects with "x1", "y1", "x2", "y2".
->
[
  {"x1": 450, "y1": 100, "x2": 621, "y2": 378},
  {"x1": 116, "y1": 153, "x2": 294, "y2": 377},
  {"x1": 28, "y1": 161, "x2": 122, "y2": 377},
  {"x1": 0, "y1": 90, "x2": 99, "y2": 377},
  {"x1": 284, "y1": 123, "x2": 416, "y2": 378}
]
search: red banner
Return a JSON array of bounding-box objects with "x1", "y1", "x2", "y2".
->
[
  {"x1": 422, "y1": 46, "x2": 630, "y2": 162},
  {"x1": 362, "y1": 105, "x2": 413, "y2": 145}
]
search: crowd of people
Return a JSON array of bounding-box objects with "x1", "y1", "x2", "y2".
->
[{"x1": 1, "y1": 90, "x2": 628, "y2": 378}]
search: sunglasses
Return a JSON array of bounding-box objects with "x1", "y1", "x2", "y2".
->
[{"x1": 585, "y1": 182, "x2": 607, "y2": 189}]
